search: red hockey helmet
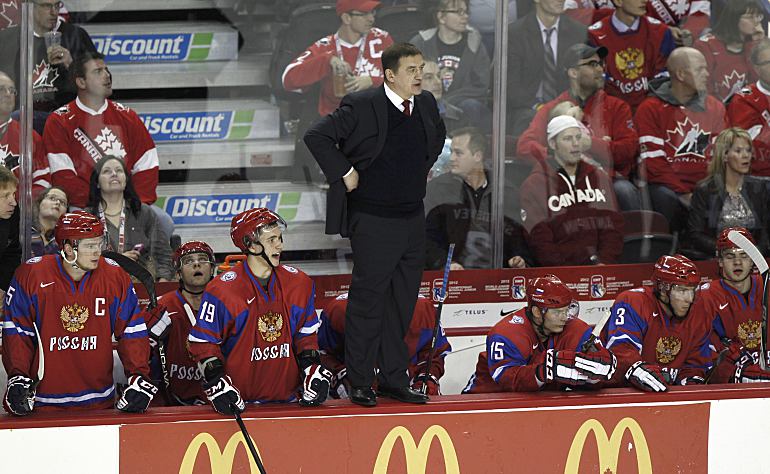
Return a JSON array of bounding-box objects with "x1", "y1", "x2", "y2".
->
[
  {"x1": 652, "y1": 254, "x2": 700, "y2": 288},
  {"x1": 54, "y1": 211, "x2": 104, "y2": 247},
  {"x1": 173, "y1": 240, "x2": 215, "y2": 269},
  {"x1": 527, "y1": 274, "x2": 575, "y2": 309},
  {"x1": 716, "y1": 227, "x2": 754, "y2": 256},
  {"x1": 230, "y1": 208, "x2": 287, "y2": 252}
]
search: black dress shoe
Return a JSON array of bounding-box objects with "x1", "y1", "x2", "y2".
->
[
  {"x1": 377, "y1": 386, "x2": 429, "y2": 404},
  {"x1": 350, "y1": 387, "x2": 377, "y2": 407}
]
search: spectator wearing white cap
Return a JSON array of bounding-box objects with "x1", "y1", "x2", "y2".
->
[{"x1": 519, "y1": 115, "x2": 623, "y2": 266}]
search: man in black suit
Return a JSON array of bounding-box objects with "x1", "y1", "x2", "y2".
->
[
  {"x1": 507, "y1": 0, "x2": 588, "y2": 136},
  {"x1": 304, "y1": 43, "x2": 446, "y2": 407}
]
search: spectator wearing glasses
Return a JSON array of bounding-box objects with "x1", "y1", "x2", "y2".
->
[
  {"x1": 517, "y1": 43, "x2": 640, "y2": 210},
  {"x1": 410, "y1": 0, "x2": 491, "y2": 131},
  {"x1": 0, "y1": 71, "x2": 50, "y2": 195},
  {"x1": 282, "y1": 0, "x2": 394, "y2": 117},
  {"x1": 0, "y1": 0, "x2": 97, "y2": 133},
  {"x1": 85, "y1": 156, "x2": 173, "y2": 282},
  {"x1": 694, "y1": 0, "x2": 766, "y2": 103},
  {"x1": 31, "y1": 186, "x2": 68, "y2": 257}
]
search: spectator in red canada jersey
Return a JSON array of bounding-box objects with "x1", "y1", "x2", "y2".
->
[
  {"x1": 587, "y1": 0, "x2": 676, "y2": 111},
  {"x1": 636, "y1": 47, "x2": 727, "y2": 227},
  {"x1": 517, "y1": 43, "x2": 640, "y2": 210},
  {"x1": 727, "y1": 38, "x2": 770, "y2": 176},
  {"x1": 520, "y1": 115, "x2": 623, "y2": 266},
  {"x1": 282, "y1": 0, "x2": 394, "y2": 117},
  {"x1": 694, "y1": 0, "x2": 765, "y2": 102},
  {"x1": 43, "y1": 52, "x2": 159, "y2": 210}
]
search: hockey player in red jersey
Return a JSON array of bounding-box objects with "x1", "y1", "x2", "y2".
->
[
  {"x1": 2, "y1": 211, "x2": 157, "y2": 415},
  {"x1": 318, "y1": 292, "x2": 451, "y2": 396},
  {"x1": 187, "y1": 208, "x2": 331, "y2": 414},
  {"x1": 463, "y1": 275, "x2": 616, "y2": 393},
  {"x1": 43, "y1": 52, "x2": 159, "y2": 208},
  {"x1": 700, "y1": 227, "x2": 770, "y2": 383},
  {"x1": 587, "y1": 0, "x2": 675, "y2": 110},
  {"x1": 282, "y1": 0, "x2": 394, "y2": 117},
  {"x1": 145, "y1": 240, "x2": 217, "y2": 405},
  {"x1": 606, "y1": 254, "x2": 711, "y2": 392}
]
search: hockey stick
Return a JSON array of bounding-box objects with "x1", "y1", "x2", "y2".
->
[
  {"x1": 727, "y1": 230, "x2": 770, "y2": 371},
  {"x1": 102, "y1": 251, "x2": 171, "y2": 399},
  {"x1": 418, "y1": 243, "x2": 455, "y2": 395},
  {"x1": 32, "y1": 321, "x2": 44, "y2": 391},
  {"x1": 581, "y1": 310, "x2": 611, "y2": 353},
  {"x1": 232, "y1": 406, "x2": 268, "y2": 474}
]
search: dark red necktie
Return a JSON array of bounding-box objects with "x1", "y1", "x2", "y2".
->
[{"x1": 402, "y1": 99, "x2": 411, "y2": 117}]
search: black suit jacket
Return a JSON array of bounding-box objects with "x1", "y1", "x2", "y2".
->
[
  {"x1": 304, "y1": 86, "x2": 446, "y2": 236},
  {"x1": 507, "y1": 12, "x2": 588, "y2": 112}
]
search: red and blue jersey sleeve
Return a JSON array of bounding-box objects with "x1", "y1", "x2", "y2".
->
[
  {"x1": 318, "y1": 295, "x2": 347, "y2": 372},
  {"x1": 2, "y1": 263, "x2": 38, "y2": 378},
  {"x1": 483, "y1": 314, "x2": 542, "y2": 392},
  {"x1": 287, "y1": 280, "x2": 320, "y2": 355},
  {"x1": 606, "y1": 289, "x2": 648, "y2": 374},
  {"x1": 187, "y1": 289, "x2": 239, "y2": 363},
  {"x1": 111, "y1": 273, "x2": 150, "y2": 378}
]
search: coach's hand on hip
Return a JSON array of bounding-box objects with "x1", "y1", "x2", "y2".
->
[{"x1": 343, "y1": 168, "x2": 359, "y2": 192}]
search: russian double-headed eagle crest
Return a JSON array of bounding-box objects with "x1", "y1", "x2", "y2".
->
[
  {"x1": 60, "y1": 303, "x2": 89, "y2": 332},
  {"x1": 655, "y1": 336, "x2": 682, "y2": 364},
  {"x1": 738, "y1": 320, "x2": 762, "y2": 349},
  {"x1": 616, "y1": 48, "x2": 644, "y2": 80},
  {"x1": 258, "y1": 311, "x2": 283, "y2": 342}
]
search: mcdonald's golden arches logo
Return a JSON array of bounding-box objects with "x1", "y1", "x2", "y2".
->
[
  {"x1": 565, "y1": 417, "x2": 652, "y2": 474},
  {"x1": 373, "y1": 425, "x2": 460, "y2": 474},
  {"x1": 180, "y1": 431, "x2": 264, "y2": 474}
]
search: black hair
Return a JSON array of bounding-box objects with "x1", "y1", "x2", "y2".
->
[
  {"x1": 381, "y1": 43, "x2": 423, "y2": 77},
  {"x1": 87, "y1": 155, "x2": 142, "y2": 216},
  {"x1": 712, "y1": 0, "x2": 763, "y2": 45}
]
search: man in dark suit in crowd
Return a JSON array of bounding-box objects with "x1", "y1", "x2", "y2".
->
[
  {"x1": 304, "y1": 43, "x2": 446, "y2": 407},
  {"x1": 507, "y1": 0, "x2": 587, "y2": 136}
]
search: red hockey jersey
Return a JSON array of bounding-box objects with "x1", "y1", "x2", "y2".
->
[
  {"x1": 462, "y1": 308, "x2": 593, "y2": 393},
  {"x1": 605, "y1": 286, "x2": 712, "y2": 384},
  {"x1": 699, "y1": 276, "x2": 768, "y2": 383},
  {"x1": 317, "y1": 293, "x2": 451, "y2": 387},
  {"x1": 153, "y1": 289, "x2": 206, "y2": 404},
  {"x1": 636, "y1": 87, "x2": 727, "y2": 193},
  {"x1": 2, "y1": 255, "x2": 150, "y2": 410},
  {"x1": 43, "y1": 98, "x2": 159, "y2": 208},
  {"x1": 282, "y1": 28, "x2": 393, "y2": 117},
  {"x1": 727, "y1": 82, "x2": 770, "y2": 177},
  {"x1": 519, "y1": 159, "x2": 623, "y2": 266},
  {"x1": 0, "y1": 118, "x2": 50, "y2": 195},
  {"x1": 588, "y1": 14, "x2": 675, "y2": 110},
  {"x1": 516, "y1": 90, "x2": 638, "y2": 178},
  {"x1": 567, "y1": 0, "x2": 710, "y2": 37},
  {"x1": 694, "y1": 33, "x2": 756, "y2": 103},
  {"x1": 188, "y1": 262, "x2": 320, "y2": 403}
]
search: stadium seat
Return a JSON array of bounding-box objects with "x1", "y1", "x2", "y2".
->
[
  {"x1": 621, "y1": 210, "x2": 670, "y2": 235},
  {"x1": 619, "y1": 233, "x2": 677, "y2": 264},
  {"x1": 375, "y1": 4, "x2": 431, "y2": 43}
]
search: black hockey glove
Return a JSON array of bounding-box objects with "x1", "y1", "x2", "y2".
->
[
  {"x1": 200, "y1": 357, "x2": 245, "y2": 415},
  {"x1": 4, "y1": 375, "x2": 35, "y2": 416},
  {"x1": 116, "y1": 375, "x2": 158, "y2": 413}
]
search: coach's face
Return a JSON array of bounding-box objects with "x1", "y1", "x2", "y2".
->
[{"x1": 386, "y1": 54, "x2": 424, "y2": 100}]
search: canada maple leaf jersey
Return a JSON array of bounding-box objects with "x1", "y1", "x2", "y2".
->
[
  {"x1": 462, "y1": 308, "x2": 593, "y2": 393},
  {"x1": 43, "y1": 98, "x2": 159, "y2": 208},
  {"x1": 698, "y1": 276, "x2": 768, "y2": 383},
  {"x1": 516, "y1": 90, "x2": 638, "y2": 178},
  {"x1": 605, "y1": 287, "x2": 712, "y2": 384},
  {"x1": 187, "y1": 263, "x2": 320, "y2": 403},
  {"x1": 282, "y1": 28, "x2": 393, "y2": 116},
  {"x1": 152, "y1": 289, "x2": 205, "y2": 404},
  {"x1": 0, "y1": 1, "x2": 19, "y2": 30},
  {"x1": 519, "y1": 159, "x2": 623, "y2": 266},
  {"x1": 588, "y1": 15, "x2": 675, "y2": 110},
  {"x1": 636, "y1": 93, "x2": 727, "y2": 193},
  {"x1": 727, "y1": 82, "x2": 770, "y2": 177},
  {"x1": 694, "y1": 33, "x2": 755, "y2": 103},
  {"x1": 2, "y1": 255, "x2": 150, "y2": 410},
  {"x1": 317, "y1": 292, "x2": 451, "y2": 381},
  {"x1": 0, "y1": 118, "x2": 50, "y2": 194}
]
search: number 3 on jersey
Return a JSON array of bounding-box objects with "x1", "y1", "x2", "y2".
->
[
  {"x1": 614, "y1": 307, "x2": 625, "y2": 326},
  {"x1": 199, "y1": 301, "x2": 216, "y2": 323}
]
